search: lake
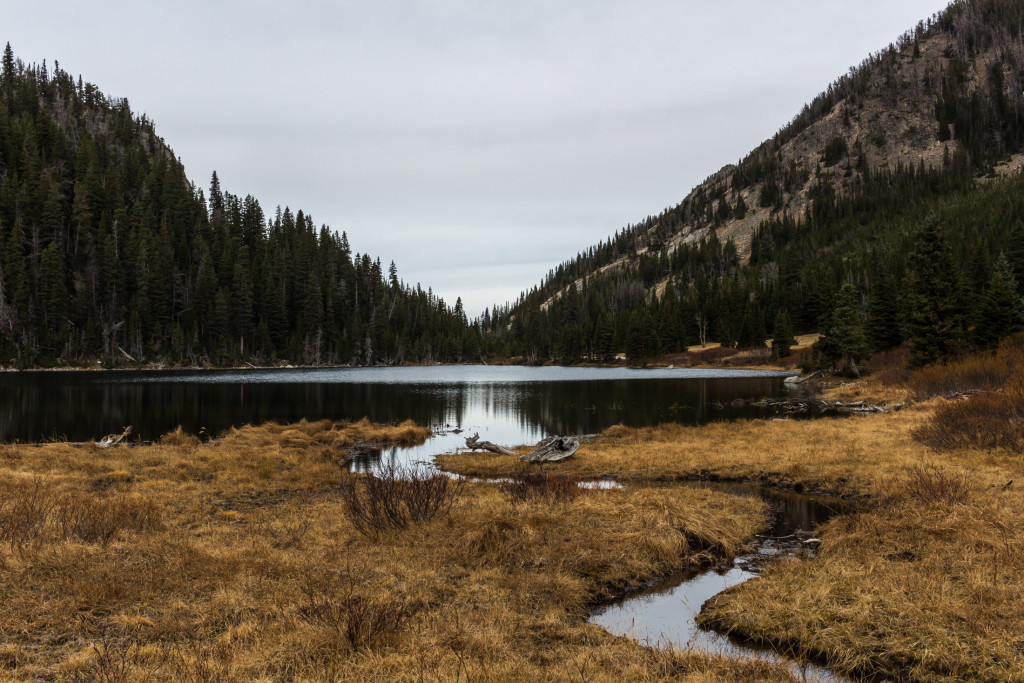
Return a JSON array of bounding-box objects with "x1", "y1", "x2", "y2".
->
[{"x1": 0, "y1": 366, "x2": 800, "y2": 464}]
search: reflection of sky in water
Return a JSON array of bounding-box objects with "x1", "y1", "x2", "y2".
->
[{"x1": 347, "y1": 383, "x2": 551, "y2": 473}]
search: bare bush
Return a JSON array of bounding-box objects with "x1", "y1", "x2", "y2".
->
[
  {"x1": 913, "y1": 382, "x2": 1024, "y2": 452},
  {"x1": 340, "y1": 465, "x2": 461, "y2": 538},
  {"x1": 56, "y1": 494, "x2": 163, "y2": 547},
  {"x1": 298, "y1": 572, "x2": 410, "y2": 651},
  {"x1": 907, "y1": 333, "x2": 1024, "y2": 398},
  {"x1": 0, "y1": 479, "x2": 161, "y2": 551},
  {"x1": 904, "y1": 465, "x2": 971, "y2": 506},
  {"x1": 498, "y1": 469, "x2": 582, "y2": 504},
  {"x1": 0, "y1": 477, "x2": 57, "y2": 551}
]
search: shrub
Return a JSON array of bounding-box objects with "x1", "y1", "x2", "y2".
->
[
  {"x1": 498, "y1": 469, "x2": 582, "y2": 504},
  {"x1": 907, "y1": 332, "x2": 1024, "y2": 398},
  {"x1": 0, "y1": 477, "x2": 56, "y2": 551},
  {"x1": 339, "y1": 465, "x2": 461, "y2": 538},
  {"x1": 913, "y1": 384, "x2": 1024, "y2": 452},
  {"x1": 910, "y1": 333, "x2": 1024, "y2": 452},
  {"x1": 903, "y1": 465, "x2": 971, "y2": 506},
  {"x1": 56, "y1": 494, "x2": 163, "y2": 547},
  {"x1": 0, "y1": 478, "x2": 161, "y2": 551},
  {"x1": 298, "y1": 572, "x2": 410, "y2": 651}
]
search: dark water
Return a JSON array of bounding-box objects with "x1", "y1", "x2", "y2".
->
[
  {"x1": 0, "y1": 365, "x2": 798, "y2": 445},
  {"x1": 590, "y1": 483, "x2": 852, "y2": 682}
]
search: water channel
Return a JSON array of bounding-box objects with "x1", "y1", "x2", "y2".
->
[{"x1": 591, "y1": 483, "x2": 854, "y2": 682}]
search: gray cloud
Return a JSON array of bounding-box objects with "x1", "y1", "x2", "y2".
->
[{"x1": 6, "y1": 0, "x2": 946, "y2": 315}]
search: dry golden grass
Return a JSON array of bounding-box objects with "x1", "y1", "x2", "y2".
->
[
  {"x1": 0, "y1": 418, "x2": 800, "y2": 682},
  {"x1": 701, "y1": 482, "x2": 1024, "y2": 681}
]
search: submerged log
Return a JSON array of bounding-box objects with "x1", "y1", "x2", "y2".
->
[
  {"x1": 751, "y1": 397, "x2": 906, "y2": 416},
  {"x1": 464, "y1": 433, "x2": 516, "y2": 455},
  {"x1": 520, "y1": 436, "x2": 579, "y2": 464}
]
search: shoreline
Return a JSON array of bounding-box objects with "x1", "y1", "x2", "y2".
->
[{"x1": 0, "y1": 358, "x2": 801, "y2": 374}]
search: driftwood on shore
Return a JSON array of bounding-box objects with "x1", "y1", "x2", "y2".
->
[
  {"x1": 97, "y1": 426, "x2": 132, "y2": 448},
  {"x1": 520, "y1": 436, "x2": 579, "y2": 463},
  {"x1": 464, "y1": 433, "x2": 516, "y2": 455}
]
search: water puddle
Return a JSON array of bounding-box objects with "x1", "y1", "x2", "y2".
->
[{"x1": 590, "y1": 483, "x2": 854, "y2": 682}]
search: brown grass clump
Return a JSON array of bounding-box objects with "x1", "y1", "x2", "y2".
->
[
  {"x1": 0, "y1": 418, "x2": 796, "y2": 682},
  {"x1": 159, "y1": 426, "x2": 201, "y2": 449}
]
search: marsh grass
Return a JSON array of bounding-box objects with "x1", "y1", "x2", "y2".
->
[
  {"x1": 700, "y1": 488, "x2": 1024, "y2": 681},
  {"x1": 0, "y1": 418, "x2": 789, "y2": 682}
]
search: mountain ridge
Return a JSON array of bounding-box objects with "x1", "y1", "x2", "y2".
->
[{"x1": 483, "y1": 0, "x2": 1024, "y2": 363}]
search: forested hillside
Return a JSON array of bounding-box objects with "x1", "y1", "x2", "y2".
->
[
  {"x1": 482, "y1": 0, "x2": 1024, "y2": 367},
  {"x1": 0, "y1": 45, "x2": 480, "y2": 367}
]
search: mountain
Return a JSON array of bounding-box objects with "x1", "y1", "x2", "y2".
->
[
  {"x1": 481, "y1": 0, "x2": 1024, "y2": 365},
  {"x1": 0, "y1": 45, "x2": 480, "y2": 368}
]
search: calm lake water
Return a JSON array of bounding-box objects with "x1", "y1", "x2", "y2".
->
[{"x1": 0, "y1": 366, "x2": 798, "y2": 455}]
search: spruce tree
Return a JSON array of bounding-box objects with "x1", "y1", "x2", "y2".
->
[
  {"x1": 976, "y1": 256, "x2": 1024, "y2": 347},
  {"x1": 816, "y1": 282, "x2": 870, "y2": 377},
  {"x1": 771, "y1": 311, "x2": 797, "y2": 359},
  {"x1": 866, "y1": 270, "x2": 903, "y2": 352},
  {"x1": 903, "y1": 219, "x2": 965, "y2": 368}
]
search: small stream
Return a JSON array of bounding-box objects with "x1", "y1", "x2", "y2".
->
[{"x1": 589, "y1": 483, "x2": 853, "y2": 682}]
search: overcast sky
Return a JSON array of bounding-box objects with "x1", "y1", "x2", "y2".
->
[{"x1": 7, "y1": 1, "x2": 946, "y2": 316}]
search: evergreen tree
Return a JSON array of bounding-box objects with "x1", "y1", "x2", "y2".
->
[
  {"x1": 903, "y1": 219, "x2": 965, "y2": 368},
  {"x1": 816, "y1": 282, "x2": 870, "y2": 376},
  {"x1": 866, "y1": 271, "x2": 903, "y2": 352},
  {"x1": 976, "y1": 256, "x2": 1024, "y2": 347},
  {"x1": 771, "y1": 311, "x2": 796, "y2": 359}
]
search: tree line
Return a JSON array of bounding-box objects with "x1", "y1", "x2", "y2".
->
[{"x1": 0, "y1": 44, "x2": 482, "y2": 367}]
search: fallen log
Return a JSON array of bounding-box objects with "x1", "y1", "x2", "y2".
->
[
  {"x1": 97, "y1": 426, "x2": 132, "y2": 448},
  {"x1": 520, "y1": 436, "x2": 579, "y2": 464},
  {"x1": 464, "y1": 433, "x2": 516, "y2": 456}
]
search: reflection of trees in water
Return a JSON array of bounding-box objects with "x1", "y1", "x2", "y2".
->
[{"x1": 0, "y1": 375, "x2": 790, "y2": 443}]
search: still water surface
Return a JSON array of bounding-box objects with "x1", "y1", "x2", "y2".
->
[{"x1": 0, "y1": 365, "x2": 798, "y2": 449}]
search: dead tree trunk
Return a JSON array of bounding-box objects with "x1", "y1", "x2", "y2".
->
[
  {"x1": 464, "y1": 433, "x2": 516, "y2": 455},
  {"x1": 520, "y1": 436, "x2": 579, "y2": 463}
]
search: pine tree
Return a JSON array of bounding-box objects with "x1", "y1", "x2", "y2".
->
[
  {"x1": 39, "y1": 241, "x2": 67, "y2": 349},
  {"x1": 976, "y1": 256, "x2": 1024, "y2": 347},
  {"x1": 816, "y1": 282, "x2": 870, "y2": 377},
  {"x1": 903, "y1": 219, "x2": 965, "y2": 368},
  {"x1": 866, "y1": 270, "x2": 903, "y2": 352},
  {"x1": 771, "y1": 311, "x2": 796, "y2": 359}
]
